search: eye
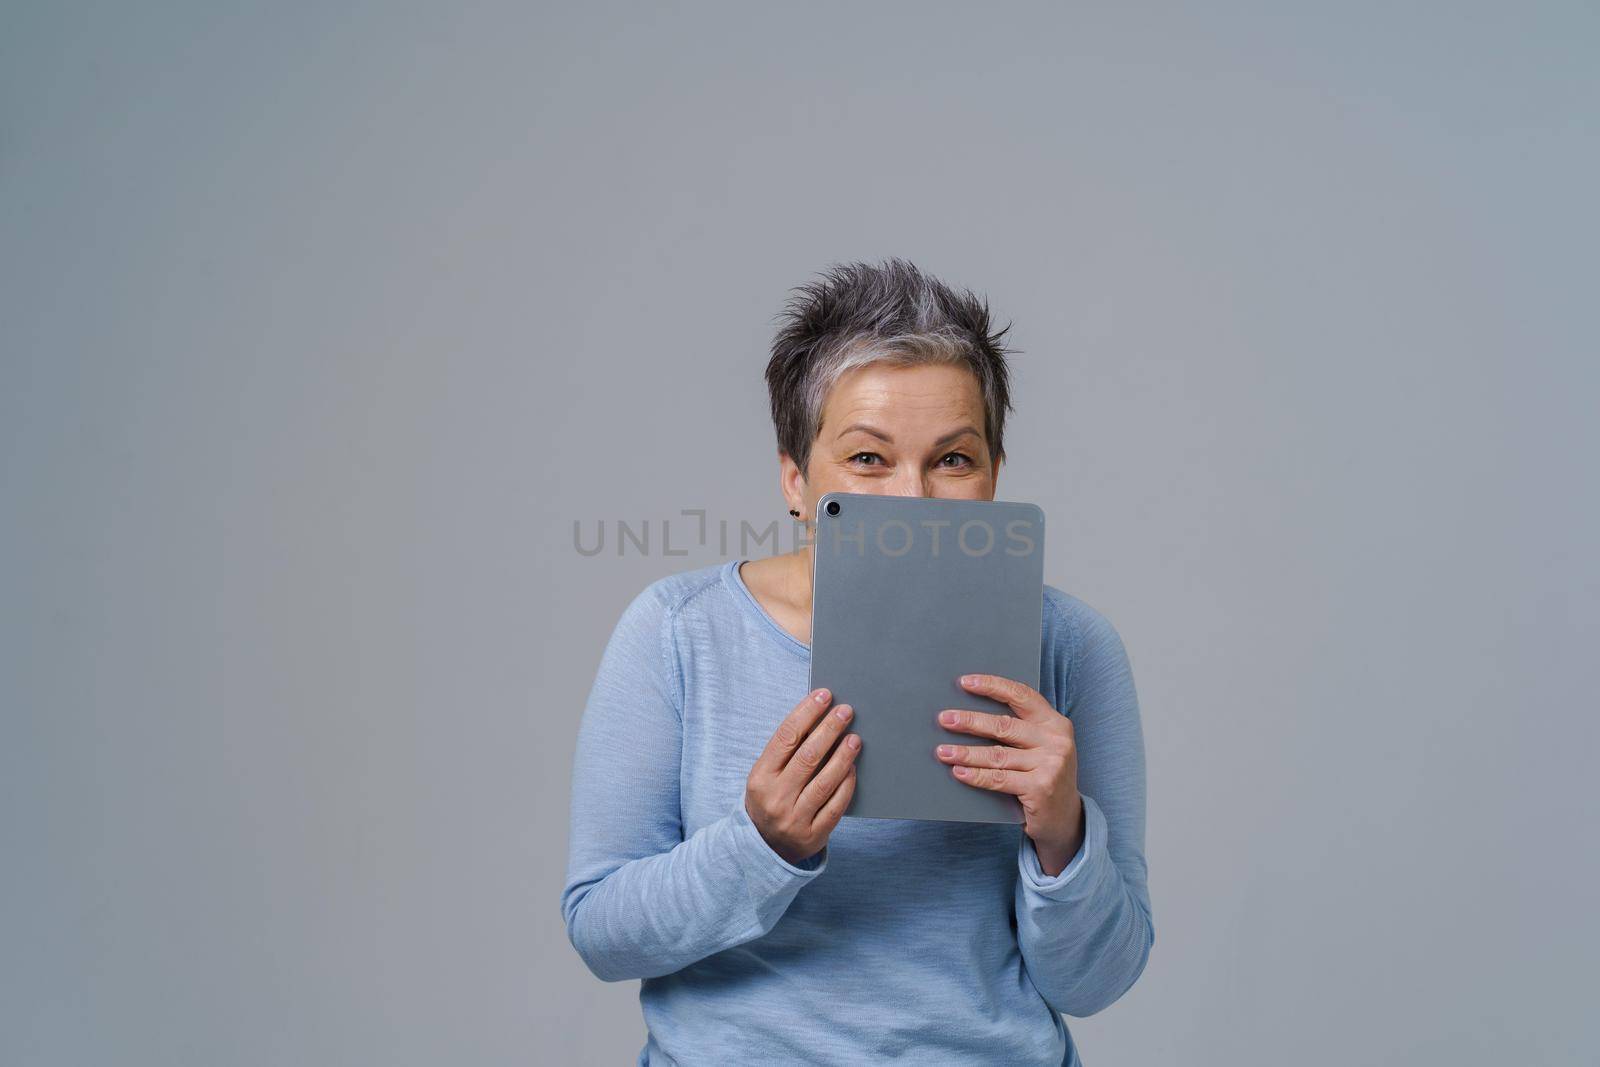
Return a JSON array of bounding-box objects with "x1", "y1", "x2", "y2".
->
[
  {"x1": 938, "y1": 452, "x2": 973, "y2": 468},
  {"x1": 848, "y1": 452, "x2": 884, "y2": 466}
]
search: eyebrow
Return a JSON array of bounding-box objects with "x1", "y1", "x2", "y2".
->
[{"x1": 836, "y1": 423, "x2": 984, "y2": 449}]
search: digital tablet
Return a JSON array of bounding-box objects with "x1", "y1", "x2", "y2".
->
[{"x1": 808, "y1": 492, "x2": 1045, "y2": 824}]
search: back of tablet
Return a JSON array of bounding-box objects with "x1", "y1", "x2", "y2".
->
[{"x1": 808, "y1": 492, "x2": 1045, "y2": 824}]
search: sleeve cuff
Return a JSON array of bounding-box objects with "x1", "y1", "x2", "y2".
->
[
  {"x1": 730, "y1": 800, "x2": 829, "y2": 882},
  {"x1": 1018, "y1": 793, "x2": 1107, "y2": 902}
]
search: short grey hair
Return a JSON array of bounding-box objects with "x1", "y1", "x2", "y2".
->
[{"x1": 764, "y1": 257, "x2": 1018, "y2": 476}]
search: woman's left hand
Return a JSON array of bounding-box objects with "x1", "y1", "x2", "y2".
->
[{"x1": 935, "y1": 673, "x2": 1085, "y2": 877}]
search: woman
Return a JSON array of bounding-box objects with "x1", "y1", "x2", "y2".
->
[{"x1": 561, "y1": 258, "x2": 1153, "y2": 1066}]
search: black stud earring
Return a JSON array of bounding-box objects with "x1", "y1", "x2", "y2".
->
[{"x1": 789, "y1": 508, "x2": 800, "y2": 518}]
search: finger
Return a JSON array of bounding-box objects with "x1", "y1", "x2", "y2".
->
[
  {"x1": 810, "y1": 764, "x2": 858, "y2": 835},
  {"x1": 958, "y1": 673, "x2": 1055, "y2": 721},
  {"x1": 934, "y1": 741, "x2": 1038, "y2": 772},
  {"x1": 754, "y1": 688, "x2": 833, "y2": 776},
  {"x1": 797, "y1": 730, "x2": 861, "y2": 819},
  {"x1": 779, "y1": 702, "x2": 854, "y2": 788},
  {"x1": 950, "y1": 763, "x2": 1030, "y2": 795},
  {"x1": 936, "y1": 707, "x2": 1042, "y2": 746}
]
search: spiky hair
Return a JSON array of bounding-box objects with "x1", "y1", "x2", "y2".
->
[{"x1": 764, "y1": 257, "x2": 1017, "y2": 475}]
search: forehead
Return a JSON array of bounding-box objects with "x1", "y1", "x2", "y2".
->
[{"x1": 820, "y1": 362, "x2": 985, "y2": 430}]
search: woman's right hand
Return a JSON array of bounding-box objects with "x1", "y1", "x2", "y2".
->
[{"x1": 745, "y1": 688, "x2": 861, "y2": 866}]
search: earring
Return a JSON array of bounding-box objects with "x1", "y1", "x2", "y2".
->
[{"x1": 789, "y1": 508, "x2": 800, "y2": 518}]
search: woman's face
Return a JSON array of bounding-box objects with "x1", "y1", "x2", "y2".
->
[{"x1": 782, "y1": 361, "x2": 1000, "y2": 520}]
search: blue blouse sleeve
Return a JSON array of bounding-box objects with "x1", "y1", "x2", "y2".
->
[
  {"x1": 1013, "y1": 599, "x2": 1155, "y2": 1016},
  {"x1": 559, "y1": 583, "x2": 827, "y2": 982}
]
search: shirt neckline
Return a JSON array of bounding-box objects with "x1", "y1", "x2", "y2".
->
[{"x1": 723, "y1": 558, "x2": 812, "y2": 659}]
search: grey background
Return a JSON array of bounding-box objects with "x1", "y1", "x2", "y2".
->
[{"x1": 3, "y1": 3, "x2": 1595, "y2": 1065}]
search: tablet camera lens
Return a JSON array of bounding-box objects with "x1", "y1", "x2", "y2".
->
[{"x1": 825, "y1": 500, "x2": 841, "y2": 517}]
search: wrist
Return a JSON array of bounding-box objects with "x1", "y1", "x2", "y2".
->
[{"x1": 1031, "y1": 796, "x2": 1086, "y2": 877}]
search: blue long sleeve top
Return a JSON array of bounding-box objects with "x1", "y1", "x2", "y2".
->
[{"x1": 560, "y1": 560, "x2": 1153, "y2": 1066}]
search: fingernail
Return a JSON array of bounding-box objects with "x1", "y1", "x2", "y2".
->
[
  {"x1": 937, "y1": 744, "x2": 954, "y2": 758},
  {"x1": 961, "y1": 675, "x2": 978, "y2": 686},
  {"x1": 814, "y1": 688, "x2": 830, "y2": 703},
  {"x1": 834, "y1": 704, "x2": 852, "y2": 720},
  {"x1": 954, "y1": 766, "x2": 970, "y2": 777},
  {"x1": 847, "y1": 734, "x2": 860, "y2": 749},
  {"x1": 939, "y1": 710, "x2": 957, "y2": 725}
]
